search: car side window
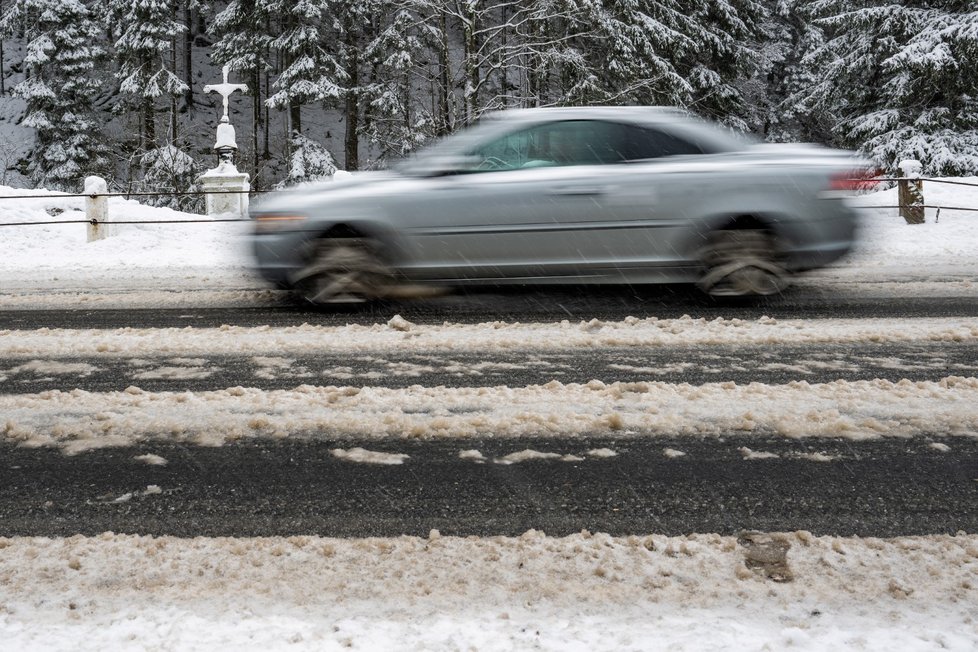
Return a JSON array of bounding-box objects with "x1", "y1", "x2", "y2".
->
[
  {"x1": 467, "y1": 120, "x2": 630, "y2": 172},
  {"x1": 621, "y1": 125, "x2": 706, "y2": 160}
]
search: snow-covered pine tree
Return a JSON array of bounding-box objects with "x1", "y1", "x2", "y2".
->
[
  {"x1": 277, "y1": 131, "x2": 337, "y2": 187},
  {"x1": 105, "y1": 0, "x2": 189, "y2": 153},
  {"x1": 140, "y1": 143, "x2": 202, "y2": 212},
  {"x1": 678, "y1": 0, "x2": 767, "y2": 130},
  {"x1": 331, "y1": 0, "x2": 379, "y2": 170},
  {"x1": 360, "y1": 3, "x2": 433, "y2": 161},
  {"x1": 0, "y1": 0, "x2": 109, "y2": 190},
  {"x1": 798, "y1": 0, "x2": 978, "y2": 175},
  {"x1": 757, "y1": 0, "x2": 832, "y2": 143},
  {"x1": 264, "y1": 0, "x2": 342, "y2": 138},
  {"x1": 575, "y1": 0, "x2": 695, "y2": 107}
]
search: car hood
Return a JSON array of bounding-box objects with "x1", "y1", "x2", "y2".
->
[{"x1": 250, "y1": 172, "x2": 403, "y2": 214}]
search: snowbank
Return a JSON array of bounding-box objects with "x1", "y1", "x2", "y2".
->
[
  {"x1": 4, "y1": 376, "x2": 977, "y2": 453},
  {"x1": 1, "y1": 531, "x2": 975, "y2": 651},
  {"x1": 2, "y1": 315, "x2": 977, "y2": 357}
]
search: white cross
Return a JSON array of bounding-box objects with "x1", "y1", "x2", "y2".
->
[{"x1": 204, "y1": 65, "x2": 248, "y2": 123}]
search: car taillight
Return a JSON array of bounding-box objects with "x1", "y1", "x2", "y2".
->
[{"x1": 829, "y1": 169, "x2": 882, "y2": 191}]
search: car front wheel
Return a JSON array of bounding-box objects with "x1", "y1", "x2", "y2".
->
[{"x1": 290, "y1": 238, "x2": 396, "y2": 305}]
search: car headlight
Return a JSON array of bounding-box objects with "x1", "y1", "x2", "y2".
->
[{"x1": 253, "y1": 213, "x2": 307, "y2": 233}]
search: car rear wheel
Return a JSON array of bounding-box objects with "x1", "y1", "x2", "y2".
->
[
  {"x1": 290, "y1": 238, "x2": 396, "y2": 305},
  {"x1": 697, "y1": 230, "x2": 789, "y2": 297}
]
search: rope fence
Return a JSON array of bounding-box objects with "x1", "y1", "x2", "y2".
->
[
  {"x1": 0, "y1": 176, "x2": 975, "y2": 229},
  {"x1": 0, "y1": 188, "x2": 271, "y2": 200}
]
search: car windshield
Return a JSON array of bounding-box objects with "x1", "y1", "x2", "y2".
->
[{"x1": 394, "y1": 119, "x2": 518, "y2": 175}]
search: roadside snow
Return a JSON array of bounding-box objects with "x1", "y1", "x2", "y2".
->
[
  {"x1": 1, "y1": 315, "x2": 977, "y2": 358},
  {"x1": 3, "y1": 377, "x2": 977, "y2": 452},
  {"x1": 1, "y1": 531, "x2": 975, "y2": 651}
]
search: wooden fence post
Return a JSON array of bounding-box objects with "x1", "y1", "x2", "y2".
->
[
  {"x1": 85, "y1": 176, "x2": 109, "y2": 242},
  {"x1": 897, "y1": 159, "x2": 924, "y2": 225}
]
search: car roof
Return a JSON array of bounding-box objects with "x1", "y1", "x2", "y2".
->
[{"x1": 480, "y1": 106, "x2": 689, "y2": 124}]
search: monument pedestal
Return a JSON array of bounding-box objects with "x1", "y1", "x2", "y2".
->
[{"x1": 200, "y1": 161, "x2": 250, "y2": 218}]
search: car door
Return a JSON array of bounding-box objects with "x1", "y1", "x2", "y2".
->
[
  {"x1": 566, "y1": 122, "x2": 716, "y2": 275},
  {"x1": 394, "y1": 120, "x2": 636, "y2": 281}
]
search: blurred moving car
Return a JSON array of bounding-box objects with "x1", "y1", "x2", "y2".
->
[{"x1": 249, "y1": 107, "x2": 870, "y2": 304}]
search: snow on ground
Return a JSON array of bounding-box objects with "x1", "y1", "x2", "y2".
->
[
  {"x1": 848, "y1": 177, "x2": 978, "y2": 272},
  {"x1": 3, "y1": 376, "x2": 977, "y2": 453},
  {"x1": 1, "y1": 531, "x2": 976, "y2": 651},
  {"x1": 0, "y1": 186, "x2": 268, "y2": 308},
  {"x1": 1, "y1": 314, "x2": 977, "y2": 358}
]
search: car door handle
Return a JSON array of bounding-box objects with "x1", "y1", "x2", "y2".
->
[{"x1": 548, "y1": 185, "x2": 605, "y2": 196}]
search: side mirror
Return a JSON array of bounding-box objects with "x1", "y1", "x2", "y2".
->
[{"x1": 407, "y1": 154, "x2": 482, "y2": 177}]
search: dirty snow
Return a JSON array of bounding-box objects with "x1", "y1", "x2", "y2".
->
[
  {"x1": 0, "y1": 531, "x2": 975, "y2": 651},
  {"x1": 1, "y1": 315, "x2": 977, "y2": 358},
  {"x1": 3, "y1": 377, "x2": 978, "y2": 453}
]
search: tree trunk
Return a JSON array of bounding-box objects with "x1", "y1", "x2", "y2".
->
[
  {"x1": 264, "y1": 68, "x2": 270, "y2": 158},
  {"x1": 343, "y1": 16, "x2": 360, "y2": 171},
  {"x1": 462, "y1": 4, "x2": 478, "y2": 122},
  {"x1": 170, "y1": 34, "x2": 178, "y2": 141},
  {"x1": 252, "y1": 67, "x2": 261, "y2": 175},
  {"x1": 183, "y1": 3, "x2": 194, "y2": 107},
  {"x1": 143, "y1": 94, "x2": 155, "y2": 151},
  {"x1": 0, "y1": 0, "x2": 4, "y2": 95},
  {"x1": 290, "y1": 104, "x2": 301, "y2": 135},
  {"x1": 345, "y1": 65, "x2": 359, "y2": 170},
  {"x1": 438, "y1": 10, "x2": 450, "y2": 135}
]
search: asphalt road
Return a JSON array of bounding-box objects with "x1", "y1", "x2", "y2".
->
[
  {"x1": 3, "y1": 436, "x2": 975, "y2": 539},
  {"x1": 3, "y1": 342, "x2": 977, "y2": 393},
  {"x1": 3, "y1": 291, "x2": 978, "y2": 539},
  {"x1": 3, "y1": 286, "x2": 978, "y2": 330}
]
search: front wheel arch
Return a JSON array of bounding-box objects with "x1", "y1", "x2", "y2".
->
[
  {"x1": 695, "y1": 215, "x2": 790, "y2": 297},
  {"x1": 289, "y1": 234, "x2": 395, "y2": 305}
]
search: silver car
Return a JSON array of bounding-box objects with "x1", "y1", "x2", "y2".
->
[{"x1": 249, "y1": 107, "x2": 867, "y2": 304}]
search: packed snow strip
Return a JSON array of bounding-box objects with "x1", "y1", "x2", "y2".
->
[
  {"x1": 2, "y1": 315, "x2": 978, "y2": 358},
  {"x1": 0, "y1": 531, "x2": 975, "y2": 651},
  {"x1": 3, "y1": 377, "x2": 978, "y2": 453}
]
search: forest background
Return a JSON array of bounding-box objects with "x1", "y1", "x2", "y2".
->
[{"x1": 0, "y1": 0, "x2": 975, "y2": 210}]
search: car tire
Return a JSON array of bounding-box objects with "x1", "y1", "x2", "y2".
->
[
  {"x1": 290, "y1": 237, "x2": 396, "y2": 305},
  {"x1": 697, "y1": 229, "x2": 789, "y2": 297}
]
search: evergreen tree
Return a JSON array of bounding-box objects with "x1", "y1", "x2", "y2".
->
[
  {"x1": 278, "y1": 131, "x2": 337, "y2": 187},
  {"x1": 140, "y1": 143, "x2": 202, "y2": 211},
  {"x1": 105, "y1": 0, "x2": 189, "y2": 153},
  {"x1": 575, "y1": 0, "x2": 695, "y2": 106},
  {"x1": 264, "y1": 0, "x2": 342, "y2": 137},
  {"x1": 0, "y1": 0, "x2": 109, "y2": 190},
  {"x1": 361, "y1": 3, "x2": 434, "y2": 160},
  {"x1": 680, "y1": 0, "x2": 767, "y2": 129},
  {"x1": 798, "y1": 0, "x2": 978, "y2": 175},
  {"x1": 758, "y1": 0, "x2": 832, "y2": 143}
]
